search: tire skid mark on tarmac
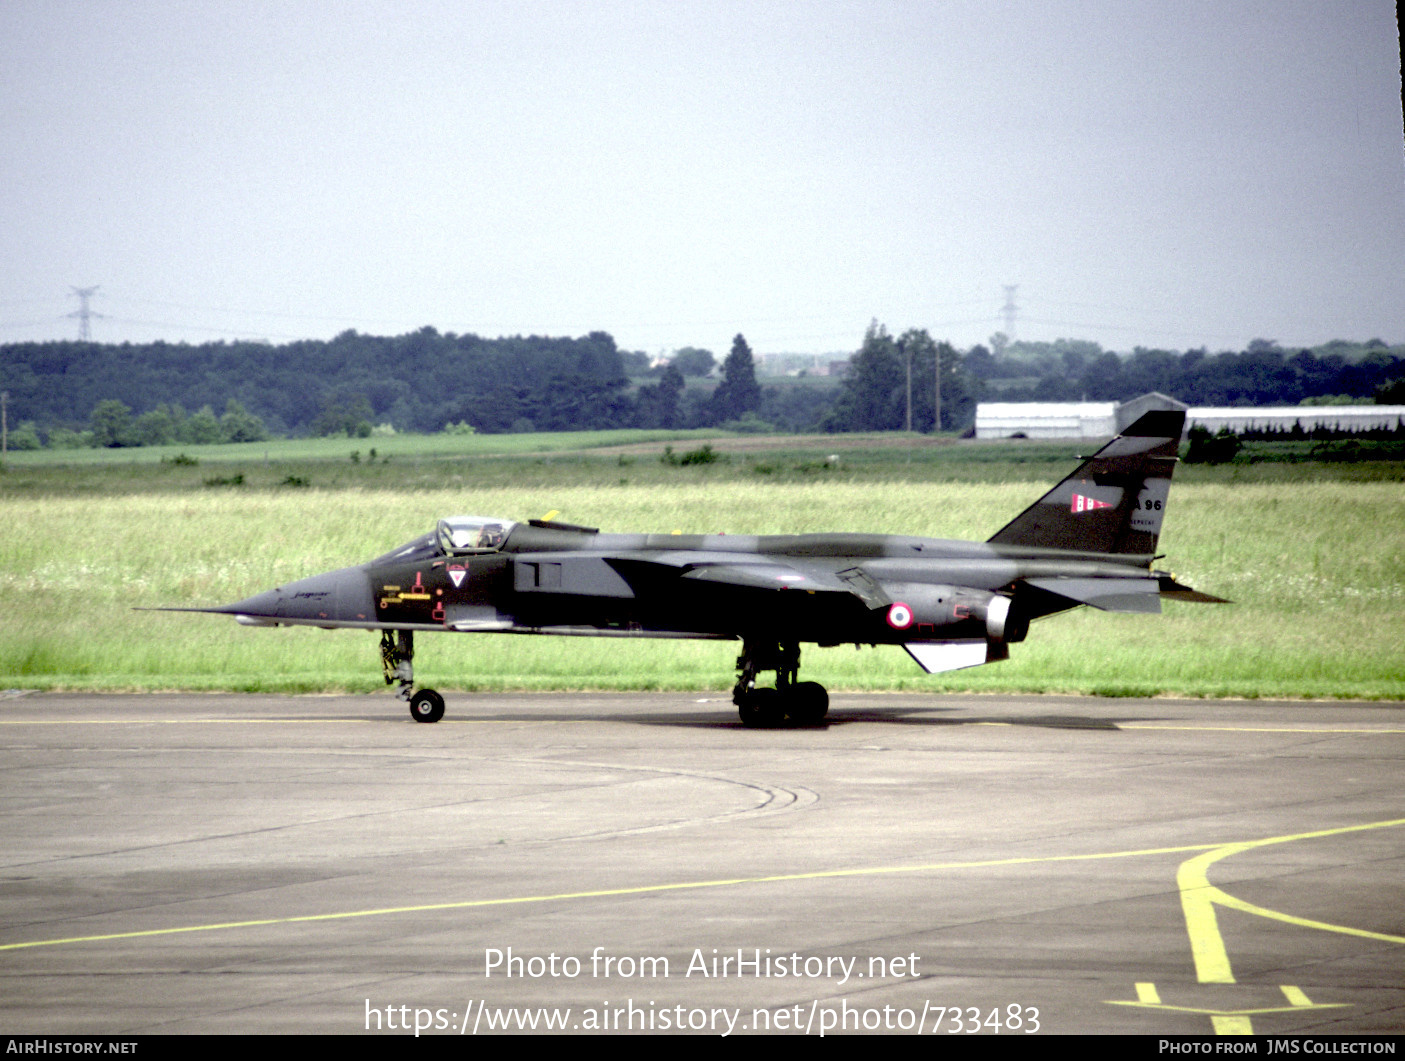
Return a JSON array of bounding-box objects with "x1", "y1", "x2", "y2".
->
[
  {"x1": 0, "y1": 755, "x2": 815, "y2": 877},
  {"x1": 493, "y1": 755, "x2": 820, "y2": 843}
]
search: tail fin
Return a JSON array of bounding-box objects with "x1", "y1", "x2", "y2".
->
[{"x1": 987, "y1": 410, "x2": 1185, "y2": 556}]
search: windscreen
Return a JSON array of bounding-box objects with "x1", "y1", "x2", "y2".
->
[
  {"x1": 436, "y1": 517, "x2": 517, "y2": 555},
  {"x1": 368, "y1": 532, "x2": 440, "y2": 566}
]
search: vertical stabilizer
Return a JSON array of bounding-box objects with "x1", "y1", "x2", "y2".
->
[{"x1": 986, "y1": 410, "x2": 1185, "y2": 555}]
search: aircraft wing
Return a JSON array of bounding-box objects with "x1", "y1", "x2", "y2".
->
[
  {"x1": 611, "y1": 553, "x2": 900, "y2": 613},
  {"x1": 509, "y1": 551, "x2": 862, "y2": 599},
  {"x1": 675, "y1": 559, "x2": 859, "y2": 594}
]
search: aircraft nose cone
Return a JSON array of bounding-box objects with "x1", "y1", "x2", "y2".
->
[{"x1": 227, "y1": 566, "x2": 375, "y2": 625}]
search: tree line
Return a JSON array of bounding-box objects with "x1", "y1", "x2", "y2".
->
[
  {"x1": 2, "y1": 325, "x2": 1401, "y2": 447},
  {"x1": 970, "y1": 336, "x2": 1403, "y2": 407},
  {"x1": 0, "y1": 329, "x2": 778, "y2": 446}
]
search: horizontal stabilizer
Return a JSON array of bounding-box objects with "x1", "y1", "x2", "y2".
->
[
  {"x1": 1023, "y1": 576, "x2": 1162, "y2": 613},
  {"x1": 904, "y1": 638, "x2": 1010, "y2": 674},
  {"x1": 1156, "y1": 574, "x2": 1231, "y2": 603}
]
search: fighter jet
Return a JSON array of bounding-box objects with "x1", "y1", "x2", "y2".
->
[{"x1": 165, "y1": 410, "x2": 1223, "y2": 726}]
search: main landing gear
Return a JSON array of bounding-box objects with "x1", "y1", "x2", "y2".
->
[
  {"x1": 380, "y1": 629, "x2": 445, "y2": 723},
  {"x1": 732, "y1": 639, "x2": 828, "y2": 728}
]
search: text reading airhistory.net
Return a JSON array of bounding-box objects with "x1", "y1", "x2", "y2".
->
[{"x1": 484, "y1": 947, "x2": 921, "y2": 987}]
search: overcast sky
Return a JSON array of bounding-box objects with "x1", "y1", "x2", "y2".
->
[{"x1": 2, "y1": 0, "x2": 1402, "y2": 357}]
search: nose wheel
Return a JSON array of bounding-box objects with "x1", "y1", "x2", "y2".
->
[
  {"x1": 408, "y1": 688, "x2": 445, "y2": 723},
  {"x1": 381, "y1": 629, "x2": 446, "y2": 723}
]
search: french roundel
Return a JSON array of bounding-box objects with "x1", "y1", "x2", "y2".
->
[{"x1": 886, "y1": 602, "x2": 913, "y2": 629}]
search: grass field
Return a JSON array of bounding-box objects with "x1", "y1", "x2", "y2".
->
[
  {"x1": 3, "y1": 431, "x2": 1402, "y2": 700},
  {"x1": 1, "y1": 427, "x2": 731, "y2": 465}
]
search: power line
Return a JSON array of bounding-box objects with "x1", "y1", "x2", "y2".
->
[
  {"x1": 101, "y1": 316, "x2": 307, "y2": 341},
  {"x1": 1018, "y1": 315, "x2": 1251, "y2": 344}
]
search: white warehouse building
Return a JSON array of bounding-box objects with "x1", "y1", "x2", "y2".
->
[
  {"x1": 974, "y1": 402, "x2": 1119, "y2": 439},
  {"x1": 975, "y1": 397, "x2": 1405, "y2": 439}
]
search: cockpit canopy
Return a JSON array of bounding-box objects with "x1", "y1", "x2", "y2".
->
[
  {"x1": 369, "y1": 517, "x2": 519, "y2": 567},
  {"x1": 436, "y1": 516, "x2": 517, "y2": 555}
]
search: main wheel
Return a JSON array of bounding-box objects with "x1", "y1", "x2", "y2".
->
[
  {"x1": 738, "y1": 687, "x2": 784, "y2": 728},
  {"x1": 409, "y1": 688, "x2": 445, "y2": 723},
  {"x1": 789, "y1": 681, "x2": 829, "y2": 724}
]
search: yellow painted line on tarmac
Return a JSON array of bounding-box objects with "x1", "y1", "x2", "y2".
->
[
  {"x1": 0, "y1": 718, "x2": 377, "y2": 725},
  {"x1": 1108, "y1": 981, "x2": 1351, "y2": 1037},
  {"x1": 1, "y1": 840, "x2": 1230, "y2": 953},
  {"x1": 0, "y1": 718, "x2": 589, "y2": 725},
  {"x1": 951, "y1": 722, "x2": 1400, "y2": 734},
  {"x1": 6, "y1": 717, "x2": 1401, "y2": 733},
  {"x1": 1180, "y1": 846, "x2": 1247, "y2": 985},
  {"x1": 13, "y1": 821, "x2": 1405, "y2": 955},
  {"x1": 1111, "y1": 821, "x2": 1405, "y2": 1035},
  {"x1": 1108, "y1": 819, "x2": 1405, "y2": 1035},
  {"x1": 1178, "y1": 817, "x2": 1405, "y2": 987},
  {"x1": 8, "y1": 820, "x2": 1405, "y2": 956},
  {"x1": 1212, "y1": 1013, "x2": 1254, "y2": 1035},
  {"x1": 1125, "y1": 724, "x2": 1405, "y2": 734},
  {"x1": 1108, "y1": 997, "x2": 1348, "y2": 1020}
]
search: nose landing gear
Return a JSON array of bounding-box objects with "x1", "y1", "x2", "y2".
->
[
  {"x1": 732, "y1": 639, "x2": 828, "y2": 728},
  {"x1": 380, "y1": 629, "x2": 445, "y2": 723}
]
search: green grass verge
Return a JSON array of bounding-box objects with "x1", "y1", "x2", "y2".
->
[
  {"x1": 1, "y1": 427, "x2": 732, "y2": 466},
  {"x1": 2, "y1": 453, "x2": 1402, "y2": 699}
]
